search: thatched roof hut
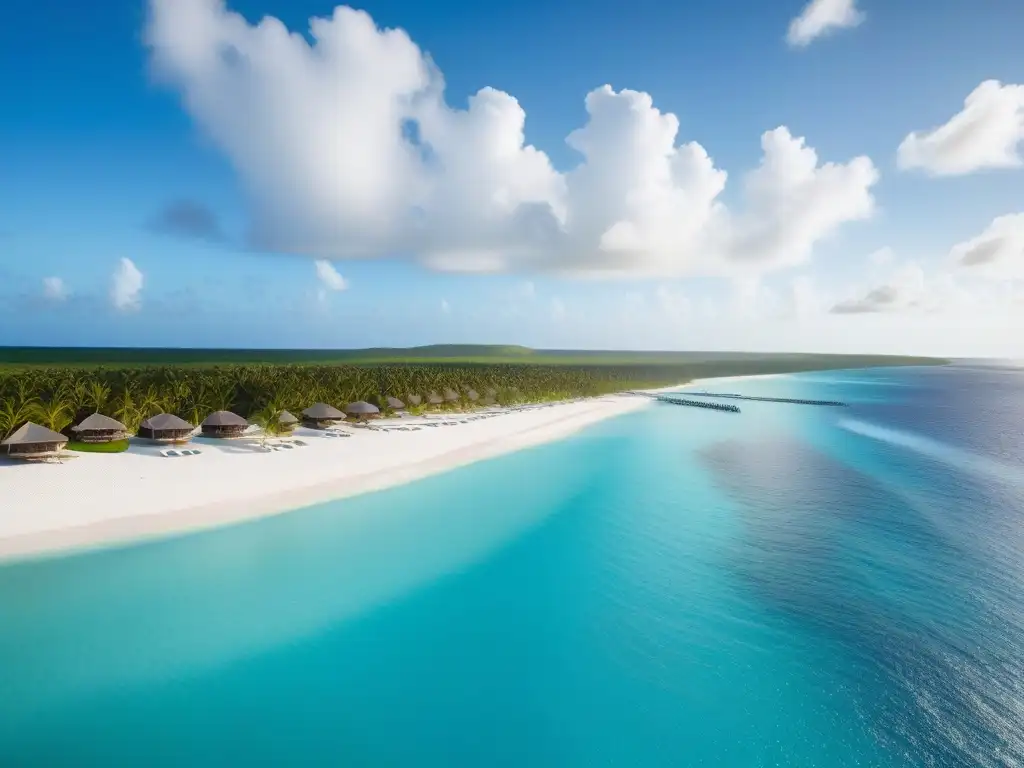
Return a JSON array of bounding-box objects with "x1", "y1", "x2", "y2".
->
[
  {"x1": 72, "y1": 413, "x2": 129, "y2": 444},
  {"x1": 139, "y1": 413, "x2": 195, "y2": 443},
  {"x1": 386, "y1": 396, "x2": 406, "y2": 410},
  {"x1": 2, "y1": 422, "x2": 68, "y2": 460},
  {"x1": 302, "y1": 402, "x2": 345, "y2": 429},
  {"x1": 201, "y1": 410, "x2": 249, "y2": 438},
  {"x1": 443, "y1": 388, "x2": 460, "y2": 402},
  {"x1": 427, "y1": 392, "x2": 444, "y2": 405},
  {"x1": 346, "y1": 401, "x2": 380, "y2": 420},
  {"x1": 407, "y1": 394, "x2": 422, "y2": 406}
]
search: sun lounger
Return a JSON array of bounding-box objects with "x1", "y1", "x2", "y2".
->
[{"x1": 160, "y1": 449, "x2": 180, "y2": 457}]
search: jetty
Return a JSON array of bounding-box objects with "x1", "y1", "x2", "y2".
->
[
  {"x1": 686, "y1": 392, "x2": 847, "y2": 407},
  {"x1": 631, "y1": 392, "x2": 740, "y2": 413}
]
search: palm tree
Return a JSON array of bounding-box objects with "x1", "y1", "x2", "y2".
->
[
  {"x1": 86, "y1": 380, "x2": 110, "y2": 413},
  {"x1": 114, "y1": 391, "x2": 143, "y2": 434},
  {"x1": 249, "y1": 405, "x2": 283, "y2": 447},
  {"x1": 32, "y1": 399, "x2": 73, "y2": 434},
  {"x1": 138, "y1": 385, "x2": 165, "y2": 420},
  {"x1": 0, "y1": 400, "x2": 35, "y2": 440}
]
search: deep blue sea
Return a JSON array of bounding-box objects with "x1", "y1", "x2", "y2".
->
[{"x1": 2, "y1": 364, "x2": 1023, "y2": 767}]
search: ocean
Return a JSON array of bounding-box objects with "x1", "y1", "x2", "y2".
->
[{"x1": 1, "y1": 364, "x2": 1022, "y2": 766}]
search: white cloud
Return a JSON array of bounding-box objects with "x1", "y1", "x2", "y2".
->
[
  {"x1": 111, "y1": 258, "x2": 143, "y2": 311},
  {"x1": 786, "y1": 0, "x2": 864, "y2": 48},
  {"x1": 440, "y1": 299, "x2": 451, "y2": 314},
  {"x1": 897, "y1": 81, "x2": 1024, "y2": 176},
  {"x1": 950, "y1": 213, "x2": 1024, "y2": 278},
  {"x1": 831, "y1": 262, "x2": 927, "y2": 315},
  {"x1": 830, "y1": 259, "x2": 982, "y2": 316},
  {"x1": 314, "y1": 259, "x2": 348, "y2": 291},
  {"x1": 146, "y1": 0, "x2": 878, "y2": 278},
  {"x1": 42, "y1": 276, "x2": 68, "y2": 301},
  {"x1": 786, "y1": 275, "x2": 828, "y2": 319},
  {"x1": 868, "y1": 247, "x2": 893, "y2": 267}
]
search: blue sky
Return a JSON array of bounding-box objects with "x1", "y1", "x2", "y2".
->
[{"x1": 1, "y1": 0, "x2": 1023, "y2": 355}]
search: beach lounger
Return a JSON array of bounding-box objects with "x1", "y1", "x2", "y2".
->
[{"x1": 160, "y1": 449, "x2": 180, "y2": 457}]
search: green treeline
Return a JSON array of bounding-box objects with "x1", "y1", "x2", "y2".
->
[{"x1": 0, "y1": 355, "x2": 946, "y2": 439}]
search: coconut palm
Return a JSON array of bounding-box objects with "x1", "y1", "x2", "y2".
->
[
  {"x1": 86, "y1": 380, "x2": 111, "y2": 413},
  {"x1": 32, "y1": 399, "x2": 73, "y2": 434},
  {"x1": 249, "y1": 404, "x2": 288, "y2": 447},
  {"x1": 0, "y1": 399, "x2": 35, "y2": 440}
]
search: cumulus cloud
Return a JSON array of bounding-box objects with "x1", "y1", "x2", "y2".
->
[
  {"x1": 314, "y1": 259, "x2": 348, "y2": 291},
  {"x1": 827, "y1": 257, "x2": 994, "y2": 316},
  {"x1": 42, "y1": 276, "x2": 68, "y2": 301},
  {"x1": 950, "y1": 213, "x2": 1024, "y2": 278},
  {"x1": 111, "y1": 258, "x2": 144, "y2": 311},
  {"x1": 897, "y1": 81, "x2": 1024, "y2": 176},
  {"x1": 146, "y1": 0, "x2": 878, "y2": 278},
  {"x1": 786, "y1": 0, "x2": 864, "y2": 48},
  {"x1": 149, "y1": 199, "x2": 226, "y2": 241}
]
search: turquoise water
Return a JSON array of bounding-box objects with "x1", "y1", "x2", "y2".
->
[{"x1": 2, "y1": 365, "x2": 1023, "y2": 766}]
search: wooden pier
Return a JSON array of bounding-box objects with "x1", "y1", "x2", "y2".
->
[
  {"x1": 686, "y1": 392, "x2": 847, "y2": 407},
  {"x1": 631, "y1": 393, "x2": 741, "y2": 413}
]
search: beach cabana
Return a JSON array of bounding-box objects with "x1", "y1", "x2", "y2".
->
[
  {"x1": 138, "y1": 413, "x2": 195, "y2": 443},
  {"x1": 427, "y1": 392, "x2": 444, "y2": 406},
  {"x1": 71, "y1": 413, "x2": 129, "y2": 443},
  {"x1": 2, "y1": 422, "x2": 68, "y2": 461},
  {"x1": 345, "y1": 401, "x2": 381, "y2": 420},
  {"x1": 443, "y1": 388, "x2": 460, "y2": 403},
  {"x1": 302, "y1": 403, "x2": 345, "y2": 429},
  {"x1": 201, "y1": 410, "x2": 249, "y2": 438},
  {"x1": 407, "y1": 394, "x2": 422, "y2": 406},
  {"x1": 385, "y1": 396, "x2": 406, "y2": 411},
  {"x1": 277, "y1": 410, "x2": 299, "y2": 433}
]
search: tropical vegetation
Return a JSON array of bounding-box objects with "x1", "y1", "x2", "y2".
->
[
  {"x1": 0, "y1": 362, "x2": 677, "y2": 440},
  {"x1": 0, "y1": 350, "x2": 949, "y2": 441}
]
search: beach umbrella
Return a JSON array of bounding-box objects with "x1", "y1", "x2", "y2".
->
[
  {"x1": 345, "y1": 401, "x2": 380, "y2": 417},
  {"x1": 407, "y1": 394, "x2": 422, "y2": 406},
  {"x1": 443, "y1": 388, "x2": 459, "y2": 402},
  {"x1": 277, "y1": 410, "x2": 299, "y2": 425},
  {"x1": 466, "y1": 389, "x2": 479, "y2": 401},
  {"x1": 386, "y1": 396, "x2": 406, "y2": 410},
  {"x1": 428, "y1": 392, "x2": 444, "y2": 405}
]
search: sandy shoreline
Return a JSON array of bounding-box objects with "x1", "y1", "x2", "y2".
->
[{"x1": 0, "y1": 394, "x2": 659, "y2": 562}]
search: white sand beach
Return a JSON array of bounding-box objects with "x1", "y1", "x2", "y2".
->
[{"x1": 0, "y1": 394, "x2": 655, "y2": 561}]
